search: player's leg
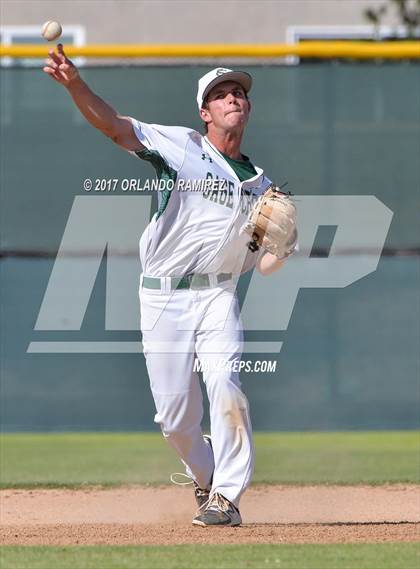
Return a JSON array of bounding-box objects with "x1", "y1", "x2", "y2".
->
[
  {"x1": 194, "y1": 284, "x2": 254, "y2": 509},
  {"x1": 140, "y1": 288, "x2": 214, "y2": 489}
]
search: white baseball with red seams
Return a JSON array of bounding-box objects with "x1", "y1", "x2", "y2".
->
[
  {"x1": 41, "y1": 20, "x2": 62, "y2": 42},
  {"x1": 128, "y1": 115, "x2": 272, "y2": 508}
]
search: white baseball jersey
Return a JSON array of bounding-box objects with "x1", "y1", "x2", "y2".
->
[{"x1": 130, "y1": 120, "x2": 272, "y2": 277}]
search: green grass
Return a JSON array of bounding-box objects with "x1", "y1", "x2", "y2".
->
[
  {"x1": 0, "y1": 431, "x2": 418, "y2": 488},
  {"x1": 1, "y1": 544, "x2": 419, "y2": 569}
]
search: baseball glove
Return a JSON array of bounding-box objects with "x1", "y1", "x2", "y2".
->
[{"x1": 241, "y1": 184, "x2": 298, "y2": 259}]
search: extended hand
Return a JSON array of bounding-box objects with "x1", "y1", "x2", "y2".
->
[{"x1": 43, "y1": 43, "x2": 79, "y2": 87}]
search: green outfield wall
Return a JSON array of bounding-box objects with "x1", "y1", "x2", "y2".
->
[{"x1": 0, "y1": 64, "x2": 419, "y2": 431}]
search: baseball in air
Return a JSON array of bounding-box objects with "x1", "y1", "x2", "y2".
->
[{"x1": 41, "y1": 20, "x2": 62, "y2": 42}]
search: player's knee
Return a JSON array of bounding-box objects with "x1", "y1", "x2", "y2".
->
[{"x1": 153, "y1": 392, "x2": 203, "y2": 435}]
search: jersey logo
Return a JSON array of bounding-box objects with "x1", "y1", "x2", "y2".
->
[{"x1": 201, "y1": 152, "x2": 213, "y2": 163}]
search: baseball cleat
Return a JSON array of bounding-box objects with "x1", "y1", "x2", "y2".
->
[
  {"x1": 192, "y1": 492, "x2": 242, "y2": 527},
  {"x1": 193, "y1": 481, "x2": 211, "y2": 510}
]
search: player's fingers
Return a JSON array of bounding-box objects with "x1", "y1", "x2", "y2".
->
[
  {"x1": 43, "y1": 67, "x2": 61, "y2": 82},
  {"x1": 44, "y1": 64, "x2": 67, "y2": 80},
  {"x1": 43, "y1": 65, "x2": 57, "y2": 75},
  {"x1": 45, "y1": 57, "x2": 58, "y2": 69},
  {"x1": 48, "y1": 49, "x2": 62, "y2": 65},
  {"x1": 50, "y1": 48, "x2": 68, "y2": 66},
  {"x1": 56, "y1": 43, "x2": 67, "y2": 62},
  {"x1": 58, "y1": 62, "x2": 72, "y2": 71},
  {"x1": 59, "y1": 62, "x2": 77, "y2": 81},
  {"x1": 56, "y1": 67, "x2": 69, "y2": 82}
]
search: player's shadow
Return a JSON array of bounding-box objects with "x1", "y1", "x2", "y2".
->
[{"x1": 243, "y1": 521, "x2": 416, "y2": 527}]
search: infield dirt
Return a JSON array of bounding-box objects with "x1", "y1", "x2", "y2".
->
[{"x1": 1, "y1": 485, "x2": 419, "y2": 545}]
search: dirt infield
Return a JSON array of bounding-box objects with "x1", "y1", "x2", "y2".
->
[{"x1": 1, "y1": 485, "x2": 419, "y2": 545}]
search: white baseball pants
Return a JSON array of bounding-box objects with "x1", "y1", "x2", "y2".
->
[{"x1": 139, "y1": 279, "x2": 254, "y2": 508}]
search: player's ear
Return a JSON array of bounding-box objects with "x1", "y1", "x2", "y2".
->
[{"x1": 200, "y1": 106, "x2": 211, "y2": 125}]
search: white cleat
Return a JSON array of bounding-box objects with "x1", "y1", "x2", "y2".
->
[{"x1": 192, "y1": 492, "x2": 242, "y2": 527}]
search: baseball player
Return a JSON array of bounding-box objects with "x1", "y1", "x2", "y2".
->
[{"x1": 43, "y1": 46, "x2": 292, "y2": 527}]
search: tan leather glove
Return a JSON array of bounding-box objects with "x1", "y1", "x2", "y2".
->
[{"x1": 241, "y1": 184, "x2": 298, "y2": 259}]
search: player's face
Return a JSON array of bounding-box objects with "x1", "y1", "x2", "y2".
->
[{"x1": 201, "y1": 81, "x2": 251, "y2": 132}]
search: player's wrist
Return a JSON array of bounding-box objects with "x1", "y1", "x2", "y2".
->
[{"x1": 65, "y1": 73, "x2": 83, "y2": 92}]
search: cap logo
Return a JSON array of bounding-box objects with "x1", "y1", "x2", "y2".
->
[{"x1": 216, "y1": 68, "x2": 230, "y2": 76}]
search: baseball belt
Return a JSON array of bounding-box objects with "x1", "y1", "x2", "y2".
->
[{"x1": 142, "y1": 273, "x2": 233, "y2": 291}]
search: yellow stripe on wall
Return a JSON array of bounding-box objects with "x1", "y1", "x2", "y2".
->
[{"x1": 1, "y1": 41, "x2": 419, "y2": 59}]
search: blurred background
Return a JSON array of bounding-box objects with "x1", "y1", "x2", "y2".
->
[
  {"x1": 2, "y1": 0, "x2": 419, "y2": 43},
  {"x1": 0, "y1": 0, "x2": 419, "y2": 432}
]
